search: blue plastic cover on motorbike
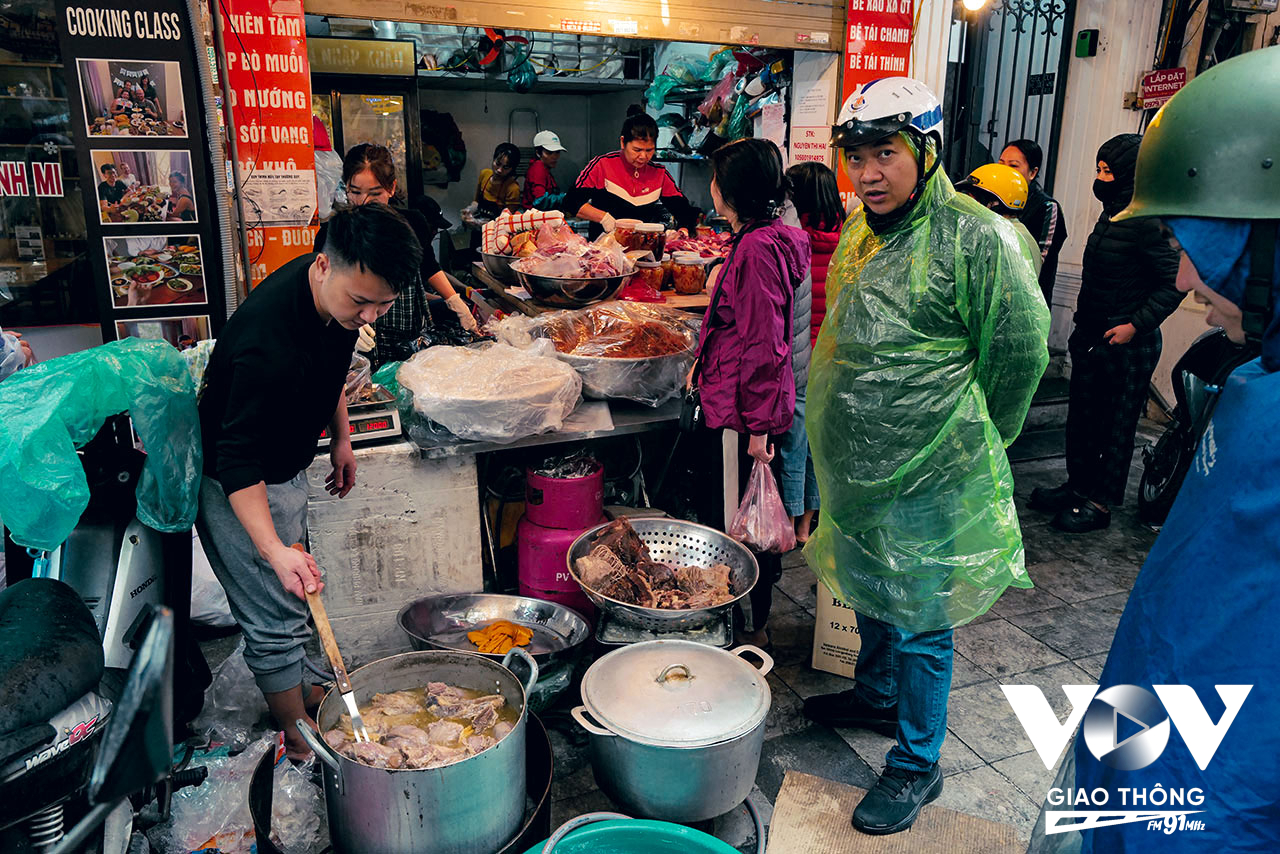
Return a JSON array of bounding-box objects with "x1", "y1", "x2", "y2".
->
[
  {"x1": 0, "y1": 338, "x2": 201, "y2": 551},
  {"x1": 1074, "y1": 359, "x2": 1280, "y2": 853}
]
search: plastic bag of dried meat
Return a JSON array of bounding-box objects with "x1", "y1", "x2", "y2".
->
[
  {"x1": 728, "y1": 459, "x2": 796, "y2": 554},
  {"x1": 344, "y1": 352, "x2": 372, "y2": 404}
]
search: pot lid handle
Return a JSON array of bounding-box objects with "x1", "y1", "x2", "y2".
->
[
  {"x1": 732, "y1": 644, "x2": 774, "y2": 677},
  {"x1": 656, "y1": 663, "x2": 693, "y2": 684}
]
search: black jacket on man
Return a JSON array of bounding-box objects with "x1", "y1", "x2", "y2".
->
[{"x1": 1074, "y1": 134, "x2": 1181, "y2": 338}]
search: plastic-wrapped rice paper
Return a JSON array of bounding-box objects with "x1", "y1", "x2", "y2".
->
[{"x1": 397, "y1": 342, "x2": 582, "y2": 443}]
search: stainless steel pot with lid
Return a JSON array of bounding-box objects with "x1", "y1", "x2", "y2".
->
[
  {"x1": 578, "y1": 640, "x2": 771, "y2": 747},
  {"x1": 571, "y1": 641, "x2": 773, "y2": 822}
]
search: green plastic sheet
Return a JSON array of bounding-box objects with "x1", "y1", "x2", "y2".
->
[
  {"x1": 805, "y1": 161, "x2": 1050, "y2": 632},
  {"x1": 0, "y1": 338, "x2": 202, "y2": 550}
]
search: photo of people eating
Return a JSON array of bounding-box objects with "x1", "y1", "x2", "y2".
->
[{"x1": 78, "y1": 58, "x2": 186, "y2": 137}]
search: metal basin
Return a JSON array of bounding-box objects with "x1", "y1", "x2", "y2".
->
[
  {"x1": 297, "y1": 649, "x2": 538, "y2": 854},
  {"x1": 515, "y1": 270, "x2": 631, "y2": 308},
  {"x1": 481, "y1": 252, "x2": 520, "y2": 285},
  {"x1": 556, "y1": 349, "x2": 695, "y2": 406},
  {"x1": 397, "y1": 593, "x2": 591, "y2": 668},
  {"x1": 566, "y1": 518, "x2": 759, "y2": 632}
]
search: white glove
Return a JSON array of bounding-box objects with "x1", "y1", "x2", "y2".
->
[
  {"x1": 600, "y1": 213, "x2": 617, "y2": 233},
  {"x1": 355, "y1": 324, "x2": 376, "y2": 353},
  {"x1": 446, "y1": 293, "x2": 479, "y2": 332}
]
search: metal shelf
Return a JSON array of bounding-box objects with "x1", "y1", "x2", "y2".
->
[{"x1": 418, "y1": 70, "x2": 648, "y2": 96}]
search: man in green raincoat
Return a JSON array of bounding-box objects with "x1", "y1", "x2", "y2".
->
[{"x1": 802, "y1": 77, "x2": 1050, "y2": 835}]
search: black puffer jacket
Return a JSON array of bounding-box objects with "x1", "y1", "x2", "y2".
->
[{"x1": 1075, "y1": 133, "x2": 1181, "y2": 336}]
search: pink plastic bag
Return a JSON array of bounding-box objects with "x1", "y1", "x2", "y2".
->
[{"x1": 728, "y1": 459, "x2": 796, "y2": 554}]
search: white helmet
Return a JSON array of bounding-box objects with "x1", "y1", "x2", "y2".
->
[{"x1": 831, "y1": 77, "x2": 944, "y2": 151}]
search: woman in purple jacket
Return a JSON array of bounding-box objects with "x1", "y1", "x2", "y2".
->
[{"x1": 698, "y1": 138, "x2": 811, "y2": 647}]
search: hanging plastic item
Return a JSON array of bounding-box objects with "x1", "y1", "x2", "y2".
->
[
  {"x1": 507, "y1": 44, "x2": 537, "y2": 94},
  {"x1": 0, "y1": 338, "x2": 202, "y2": 551},
  {"x1": 729, "y1": 459, "x2": 796, "y2": 554}
]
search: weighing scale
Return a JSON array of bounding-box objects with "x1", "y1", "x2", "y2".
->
[
  {"x1": 318, "y1": 386, "x2": 403, "y2": 447},
  {"x1": 594, "y1": 609, "x2": 733, "y2": 649}
]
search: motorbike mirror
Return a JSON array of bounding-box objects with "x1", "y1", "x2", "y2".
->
[{"x1": 88, "y1": 606, "x2": 174, "y2": 805}]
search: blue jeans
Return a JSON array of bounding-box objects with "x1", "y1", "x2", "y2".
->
[
  {"x1": 853, "y1": 612, "x2": 954, "y2": 772},
  {"x1": 777, "y1": 387, "x2": 820, "y2": 517}
]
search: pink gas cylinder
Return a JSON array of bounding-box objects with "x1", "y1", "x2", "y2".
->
[
  {"x1": 517, "y1": 514, "x2": 603, "y2": 619},
  {"x1": 518, "y1": 461, "x2": 605, "y2": 619},
  {"x1": 524, "y1": 464, "x2": 604, "y2": 529}
]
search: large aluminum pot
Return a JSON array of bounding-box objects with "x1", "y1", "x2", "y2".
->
[
  {"x1": 297, "y1": 648, "x2": 538, "y2": 854},
  {"x1": 571, "y1": 641, "x2": 772, "y2": 823}
]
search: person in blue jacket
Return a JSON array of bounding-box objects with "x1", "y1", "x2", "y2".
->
[{"x1": 1057, "y1": 47, "x2": 1280, "y2": 854}]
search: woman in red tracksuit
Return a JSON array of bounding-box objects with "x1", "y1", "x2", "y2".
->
[
  {"x1": 778, "y1": 162, "x2": 845, "y2": 543},
  {"x1": 565, "y1": 107, "x2": 699, "y2": 238}
]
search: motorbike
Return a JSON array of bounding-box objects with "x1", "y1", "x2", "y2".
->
[
  {"x1": 1139, "y1": 328, "x2": 1259, "y2": 527},
  {"x1": 0, "y1": 416, "x2": 210, "y2": 852}
]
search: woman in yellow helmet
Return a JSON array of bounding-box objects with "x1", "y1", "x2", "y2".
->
[{"x1": 956, "y1": 163, "x2": 1043, "y2": 278}]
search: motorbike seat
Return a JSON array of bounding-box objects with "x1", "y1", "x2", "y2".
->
[{"x1": 0, "y1": 579, "x2": 104, "y2": 737}]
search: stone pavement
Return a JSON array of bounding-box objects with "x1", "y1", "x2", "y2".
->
[{"x1": 546, "y1": 451, "x2": 1159, "y2": 851}]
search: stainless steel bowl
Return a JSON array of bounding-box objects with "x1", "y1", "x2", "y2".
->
[
  {"x1": 567, "y1": 518, "x2": 760, "y2": 632},
  {"x1": 481, "y1": 252, "x2": 520, "y2": 285},
  {"x1": 557, "y1": 349, "x2": 694, "y2": 406},
  {"x1": 515, "y1": 270, "x2": 632, "y2": 308},
  {"x1": 397, "y1": 592, "x2": 591, "y2": 667}
]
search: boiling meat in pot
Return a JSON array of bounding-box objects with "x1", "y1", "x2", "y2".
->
[{"x1": 323, "y1": 683, "x2": 517, "y2": 769}]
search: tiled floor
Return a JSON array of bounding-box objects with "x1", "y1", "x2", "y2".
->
[{"x1": 545, "y1": 451, "x2": 1159, "y2": 850}]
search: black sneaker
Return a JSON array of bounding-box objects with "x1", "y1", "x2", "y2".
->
[
  {"x1": 801, "y1": 689, "x2": 897, "y2": 735},
  {"x1": 1029, "y1": 484, "x2": 1079, "y2": 513},
  {"x1": 851, "y1": 763, "x2": 943, "y2": 835},
  {"x1": 1051, "y1": 501, "x2": 1111, "y2": 533}
]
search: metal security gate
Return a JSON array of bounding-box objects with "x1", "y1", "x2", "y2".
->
[{"x1": 945, "y1": 0, "x2": 1077, "y2": 194}]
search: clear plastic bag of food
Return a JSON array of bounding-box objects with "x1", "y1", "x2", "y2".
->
[
  {"x1": 396, "y1": 342, "x2": 581, "y2": 443},
  {"x1": 344, "y1": 352, "x2": 372, "y2": 403},
  {"x1": 729, "y1": 459, "x2": 796, "y2": 554}
]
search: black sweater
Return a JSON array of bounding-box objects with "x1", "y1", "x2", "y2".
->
[{"x1": 199, "y1": 253, "x2": 357, "y2": 494}]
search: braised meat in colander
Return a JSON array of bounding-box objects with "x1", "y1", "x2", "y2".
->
[{"x1": 573, "y1": 518, "x2": 734, "y2": 609}]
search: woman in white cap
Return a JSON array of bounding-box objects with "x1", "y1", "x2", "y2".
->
[{"x1": 522, "y1": 130, "x2": 567, "y2": 211}]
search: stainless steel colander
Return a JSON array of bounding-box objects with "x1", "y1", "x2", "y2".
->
[{"x1": 567, "y1": 518, "x2": 760, "y2": 632}]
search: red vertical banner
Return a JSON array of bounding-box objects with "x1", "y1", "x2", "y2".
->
[
  {"x1": 838, "y1": 0, "x2": 916, "y2": 205},
  {"x1": 218, "y1": 0, "x2": 317, "y2": 288}
]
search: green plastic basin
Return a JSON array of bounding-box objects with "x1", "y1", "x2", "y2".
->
[{"x1": 521, "y1": 819, "x2": 741, "y2": 853}]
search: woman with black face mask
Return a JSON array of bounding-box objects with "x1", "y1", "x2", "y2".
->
[{"x1": 1029, "y1": 133, "x2": 1182, "y2": 533}]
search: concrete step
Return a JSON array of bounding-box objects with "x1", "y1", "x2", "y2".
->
[{"x1": 1008, "y1": 427, "x2": 1065, "y2": 464}]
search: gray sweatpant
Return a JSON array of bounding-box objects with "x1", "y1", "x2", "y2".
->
[{"x1": 195, "y1": 474, "x2": 312, "y2": 694}]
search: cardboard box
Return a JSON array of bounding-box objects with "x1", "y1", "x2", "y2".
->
[{"x1": 811, "y1": 584, "x2": 862, "y2": 678}]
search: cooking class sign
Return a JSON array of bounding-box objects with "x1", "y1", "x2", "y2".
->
[
  {"x1": 55, "y1": 0, "x2": 225, "y2": 339},
  {"x1": 838, "y1": 0, "x2": 916, "y2": 203},
  {"x1": 219, "y1": 0, "x2": 318, "y2": 286}
]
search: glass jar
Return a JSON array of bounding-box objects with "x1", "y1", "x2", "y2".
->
[
  {"x1": 633, "y1": 259, "x2": 665, "y2": 293},
  {"x1": 613, "y1": 218, "x2": 642, "y2": 248},
  {"x1": 660, "y1": 253, "x2": 675, "y2": 289},
  {"x1": 672, "y1": 253, "x2": 708, "y2": 295},
  {"x1": 634, "y1": 222, "x2": 666, "y2": 259}
]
